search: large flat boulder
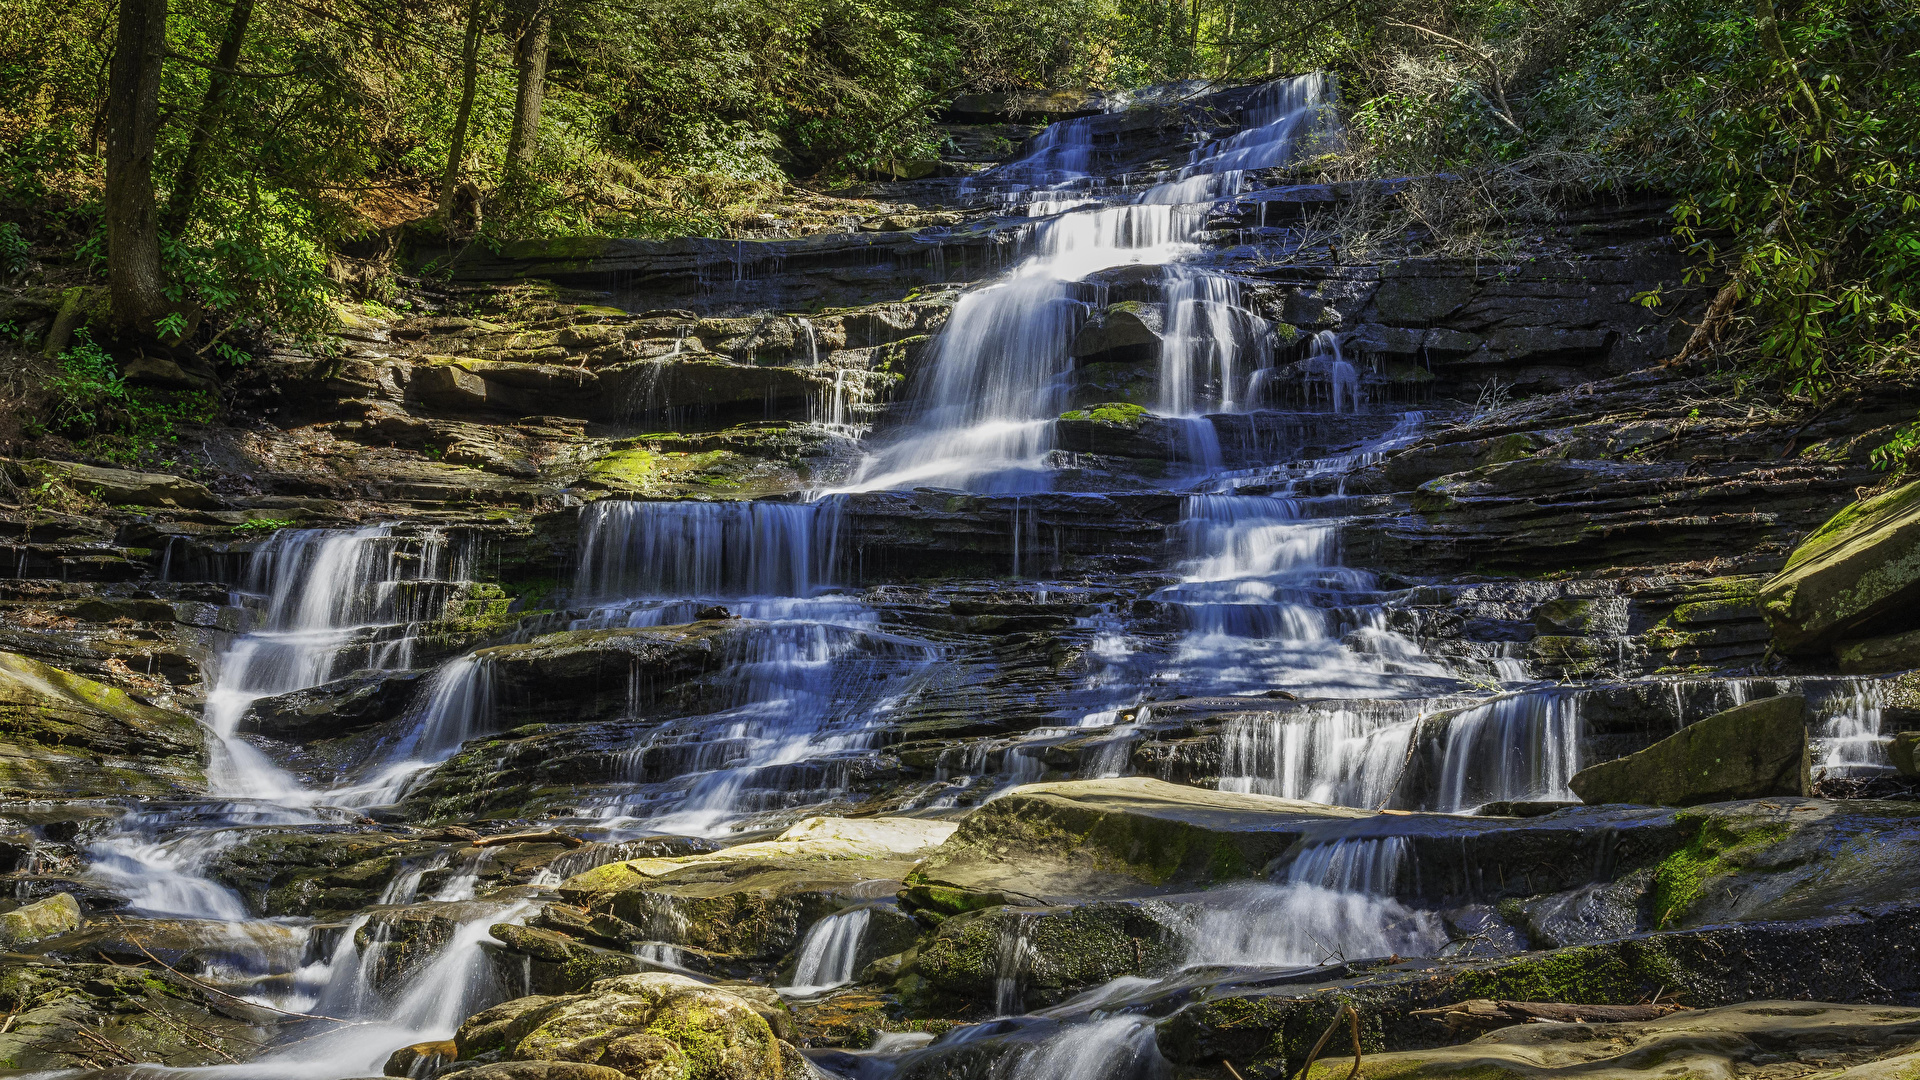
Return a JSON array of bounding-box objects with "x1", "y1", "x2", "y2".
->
[
  {"x1": 1761, "y1": 481, "x2": 1920, "y2": 654},
  {"x1": 1569, "y1": 695, "x2": 1809, "y2": 806},
  {"x1": 905, "y1": 778, "x2": 1372, "y2": 905},
  {"x1": 29, "y1": 459, "x2": 219, "y2": 509},
  {"x1": 0, "y1": 651, "x2": 205, "y2": 797}
]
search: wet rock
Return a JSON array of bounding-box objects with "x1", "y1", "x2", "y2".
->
[
  {"x1": 1761, "y1": 480, "x2": 1920, "y2": 655},
  {"x1": 0, "y1": 891, "x2": 81, "y2": 946},
  {"x1": 28, "y1": 459, "x2": 221, "y2": 509},
  {"x1": 209, "y1": 830, "x2": 445, "y2": 917},
  {"x1": 0, "y1": 650, "x2": 206, "y2": 797},
  {"x1": 1152, "y1": 905, "x2": 1920, "y2": 1077},
  {"x1": 459, "y1": 972, "x2": 784, "y2": 1078},
  {"x1": 452, "y1": 1063, "x2": 632, "y2": 1080},
  {"x1": 236, "y1": 668, "x2": 430, "y2": 742},
  {"x1": 476, "y1": 622, "x2": 749, "y2": 726},
  {"x1": 0, "y1": 960, "x2": 271, "y2": 1070},
  {"x1": 896, "y1": 901, "x2": 1185, "y2": 1015},
  {"x1": 1071, "y1": 301, "x2": 1163, "y2": 360},
  {"x1": 490, "y1": 922, "x2": 645, "y2": 993},
  {"x1": 384, "y1": 1039, "x2": 457, "y2": 1077},
  {"x1": 1569, "y1": 695, "x2": 1809, "y2": 806},
  {"x1": 906, "y1": 778, "x2": 1371, "y2": 903},
  {"x1": 1892, "y1": 731, "x2": 1920, "y2": 777}
]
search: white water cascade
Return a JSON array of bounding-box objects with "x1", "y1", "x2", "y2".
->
[
  {"x1": 783, "y1": 907, "x2": 874, "y2": 994},
  {"x1": 844, "y1": 74, "x2": 1335, "y2": 493}
]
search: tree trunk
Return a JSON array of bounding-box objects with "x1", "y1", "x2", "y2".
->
[
  {"x1": 163, "y1": 0, "x2": 255, "y2": 237},
  {"x1": 437, "y1": 0, "x2": 487, "y2": 222},
  {"x1": 502, "y1": 1, "x2": 551, "y2": 187},
  {"x1": 104, "y1": 0, "x2": 170, "y2": 337}
]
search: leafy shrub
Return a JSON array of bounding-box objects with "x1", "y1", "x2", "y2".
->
[{"x1": 33, "y1": 331, "x2": 219, "y2": 466}]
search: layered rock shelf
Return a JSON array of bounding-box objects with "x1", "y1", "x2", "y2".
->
[{"x1": 6, "y1": 74, "x2": 1920, "y2": 1080}]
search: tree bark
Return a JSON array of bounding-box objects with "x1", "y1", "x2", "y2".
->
[
  {"x1": 163, "y1": 0, "x2": 255, "y2": 237},
  {"x1": 502, "y1": 0, "x2": 551, "y2": 187},
  {"x1": 104, "y1": 0, "x2": 170, "y2": 337},
  {"x1": 437, "y1": 0, "x2": 486, "y2": 222}
]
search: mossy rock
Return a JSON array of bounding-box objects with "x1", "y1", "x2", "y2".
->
[
  {"x1": 1568, "y1": 695, "x2": 1808, "y2": 808},
  {"x1": 464, "y1": 973, "x2": 783, "y2": 1079},
  {"x1": 1759, "y1": 480, "x2": 1920, "y2": 655},
  {"x1": 1058, "y1": 402, "x2": 1148, "y2": 426},
  {"x1": 0, "y1": 651, "x2": 206, "y2": 798}
]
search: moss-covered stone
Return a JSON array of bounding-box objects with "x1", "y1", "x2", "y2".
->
[
  {"x1": 1058, "y1": 402, "x2": 1147, "y2": 426},
  {"x1": 0, "y1": 650, "x2": 206, "y2": 797},
  {"x1": 1760, "y1": 480, "x2": 1920, "y2": 654},
  {"x1": 464, "y1": 973, "x2": 784, "y2": 1079},
  {"x1": 1569, "y1": 695, "x2": 1808, "y2": 808}
]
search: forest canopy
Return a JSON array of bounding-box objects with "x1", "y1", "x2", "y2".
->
[{"x1": 0, "y1": 0, "x2": 1915, "y2": 412}]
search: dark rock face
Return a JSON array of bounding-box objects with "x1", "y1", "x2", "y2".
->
[
  {"x1": 1571, "y1": 696, "x2": 1812, "y2": 806},
  {"x1": 237, "y1": 669, "x2": 430, "y2": 742}
]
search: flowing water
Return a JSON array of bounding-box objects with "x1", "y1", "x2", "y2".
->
[{"x1": 49, "y1": 72, "x2": 1888, "y2": 1080}]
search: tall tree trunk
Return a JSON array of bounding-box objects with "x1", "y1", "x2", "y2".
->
[
  {"x1": 163, "y1": 0, "x2": 254, "y2": 237},
  {"x1": 437, "y1": 0, "x2": 485, "y2": 222},
  {"x1": 502, "y1": 1, "x2": 550, "y2": 188},
  {"x1": 104, "y1": 0, "x2": 170, "y2": 337}
]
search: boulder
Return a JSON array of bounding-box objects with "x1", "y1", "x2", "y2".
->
[
  {"x1": 1569, "y1": 695, "x2": 1808, "y2": 807},
  {"x1": 0, "y1": 892, "x2": 81, "y2": 946},
  {"x1": 906, "y1": 778, "x2": 1371, "y2": 906},
  {"x1": 1071, "y1": 301, "x2": 1163, "y2": 359},
  {"x1": 1761, "y1": 481, "x2": 1920, "y2": 655},
  {"x1": 29, "y1": 459, "x2": 219, "y2": 509},
  {"x1": 1893, "y1": 731, "x2": 1920, "y2": 777},
  {"x1": 476, "y1": 622, "x2": 750, "y2": 725},
  {"x1": 1836, "y1": 628, "x2": 1920, "y2": 675},
  {"x1": 0, "y1": 650, "x2": 206, "y2": 797},
  {"x1": 447, "y1": 1064, "x2": 631, "y2": 1080},
  {"x1": 383, "y1": 1039, "x2": 456, "y2": 1077},
  {"x1": 457, "y1": 972, "x2": 784, "y2": 1079},
  {"x1": 235, "y1": 669, "x2": 430, "y2": 741},
  {"x1": 896, "y1": 900, "x2": 1185, "y2": 1014}
]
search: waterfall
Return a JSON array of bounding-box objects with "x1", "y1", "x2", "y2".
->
[
  {"x1": 1431, "y1": 692, "x2": 1584, "y2": 810},
  {"x1": 844, "y1": 74, "x2": 1335, "y2": 494},
  {"x1": 1217, "y1": 691, "x2": 1583, "y2": 811},
  {"x1": 201, "y1": 526, "x2": 462, "y2": 802},
  {"x1": 1009, "y1": 1015, "x2": 1168, "y2": 1080},
  {"x1": 783, "y1": 907, "x2": 874, "y2": 993},
  {"x1": 572, "y1": 498, "x2": 845, "y2": 600},
  {"x1": 1218, "y1": 702, "x2": 1420, "y2": 807},
  {"x1": 1180, "y1": 838, "x2": 1445, "y2": 968},
  {"x1": 329, "y1": 655, "x2": 495, "y2": 808}
]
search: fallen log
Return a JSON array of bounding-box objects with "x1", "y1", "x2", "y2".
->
[{"x1": 1411, "y1": 999, "x2": 1691, "y2": 1031}]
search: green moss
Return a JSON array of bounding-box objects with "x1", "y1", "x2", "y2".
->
[
  {"x1": 1446, "y1": 945, "x2": 1677, "y2": 1003},
  {"x1": 1783, "y1": 480, "x2": 1920, "y2": 573},
  {"x1": 1651, "y1": 813, "x2": 1792, "y2": 926},
  {"x1": 1059, "y1": 401, "x2": 1148, "y2": 426}
]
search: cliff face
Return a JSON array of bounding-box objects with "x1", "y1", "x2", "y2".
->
[{"x1": 4, "y1": 77, "x2": 1920, "y2": 1080}]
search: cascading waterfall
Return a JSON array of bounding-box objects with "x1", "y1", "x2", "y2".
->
[
  {"x1": 843, "y1": 74, "x2": 1335, "y2": 494},
  {"x1": 573, "y1": 498, "x2": 845, "y2": 601},
  {"x1": 783, "y1": 907, "x2": 874, "y2": 994},
  {"x1": 1218, "y1": 691, "x2": 1584, "y2": 811}
]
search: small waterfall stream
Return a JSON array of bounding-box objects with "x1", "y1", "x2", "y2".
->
[{"x1": 43, "y1": 72, "x2": 1874, "y2": 1080}]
